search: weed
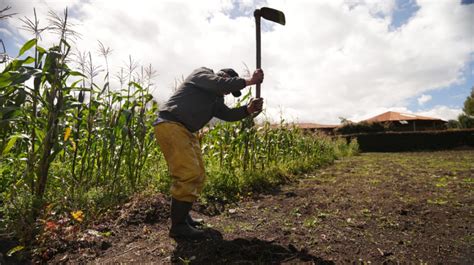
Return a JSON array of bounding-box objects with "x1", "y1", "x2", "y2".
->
[
  {"x1": 427, "y1": 198, "x2": 449, "y2": 205},
  {"x1": 361, "y1": 209, "x2": 371, "y2": 216},
  {"x1": 303, "y1": 217, "x2": 320, "y2": 228},
  {"x1": 291, "y1": 207, "x2": 301, "y2": 218}
]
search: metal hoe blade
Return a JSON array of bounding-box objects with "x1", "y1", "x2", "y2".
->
[{"x1": 260, "y1": 7, "x2": 286, "y2": 25}]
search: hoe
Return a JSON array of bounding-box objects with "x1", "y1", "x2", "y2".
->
[{"x1": 253, "y1": 7, "x2": 286, "y2": 98}]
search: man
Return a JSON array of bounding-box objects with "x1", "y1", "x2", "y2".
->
[{"x1": 154, "y1": 67, "x2": 264, "y2": 240}]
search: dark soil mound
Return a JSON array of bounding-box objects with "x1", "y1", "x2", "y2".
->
[{"x1": 114, "y1": 194, "x2": 170, "y2": 226}]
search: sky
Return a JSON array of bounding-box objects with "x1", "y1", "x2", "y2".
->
[{"x1": 0, "y1": 0, "x2": 473, "y2": 124}]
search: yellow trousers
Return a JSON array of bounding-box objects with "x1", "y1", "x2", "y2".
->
[{"x1": 154, "y1": 122, "x2": 206, "y2": 202}]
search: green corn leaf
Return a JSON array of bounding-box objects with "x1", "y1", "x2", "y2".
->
[
  {"x1": 100, "y1": 82, "x2": 109, "y2": 95},
  {"x1": 69, "y1": 79, "x2": 83, "y2": 88},
  {"x1": 0, "y1": 72, "x2": 13, "y2": 88},
  {"x1": 1, "y1": 106, "x2": 22, "y2": 117},
  {"x1": 2, "y1": 135, "x2": 21, "y2": 155},
  {"x1": 68, "y1": 71, "x2": 86, "y2": 77},
  {"x1": 42, "y1": 50, "x2": 61, "y2": 73},
  {"x1": 36, "y1": 46, "x2": 46, "y2": 63},
  {"x1": 129, "y1": 81, "x2": 143, "y2": 90},
  {"x1": 35, "y1": 127, "x2": 46, "y2": 141},
  {"x1": 0, "y1": 117, "x2": 22, "y2": 127},
  {"x1": 61, "y1": 38, "x2": 71, "y2": 53},
  {"x1": 14, "y1": 89, "x2": 27, "y2": 105},
  {"x1": 70, "y1": 87, "x2": 91, "y2": 92},
  {"x1": 33, "y1": 74, "x2": 42, "y2": 91},
  {"x1": 6, "y1": 245, "x2": 25, "y2": 257},
  {"x1": 36, "y1": 45, "x2": 46, "y2": 54},
  {"x1": 10, "y1": 72, "x2": 34, "y2": 87},
  {"x1": 9, "y1": 57, "x2": 35, "y2": 70},
  {"x1": 18, "y1": 38, "x2": 37, "y2": 57},
  {"x1": 92, "y1": 83, "x2": 102, "y2": 92}
]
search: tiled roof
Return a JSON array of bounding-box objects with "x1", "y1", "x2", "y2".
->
[
  {"x1": 363, "y1": 111, "x2": 443, "y2": 123},
  {"x1": 295, "y1": 123, "x2": 340, "y2": 129},
  {"x1": 270, "y1": 123, "x2": 339, "y2": 129}
]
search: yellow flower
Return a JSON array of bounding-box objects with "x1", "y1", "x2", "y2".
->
[
  {"x1": 71, "y1": 210, "x2": 84, "y2": 222},
  {"x1": 64, "y1": 127, "x2": 72, "y2": 141}
]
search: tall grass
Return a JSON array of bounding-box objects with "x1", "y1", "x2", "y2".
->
[{"x1": 0, "y1": 9, "x2": 358, "y2": 243}]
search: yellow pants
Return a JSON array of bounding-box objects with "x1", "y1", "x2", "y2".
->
[{"x1": 154, "y1": 122, "x2": 206, "y2": 202}]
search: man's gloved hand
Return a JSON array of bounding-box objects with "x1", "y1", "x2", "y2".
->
[
  {"x1": 246, "y1": 69, "x2": 264, "y2": 86},
  {"x1": 247, "y1": 98, "x2": 264, "y2": 115}
]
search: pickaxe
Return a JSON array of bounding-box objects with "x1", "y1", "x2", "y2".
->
[{"x1": 253, "y1": 7, "x2": 285, "y2": 98}]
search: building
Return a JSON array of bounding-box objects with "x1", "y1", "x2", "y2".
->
[
  {"x1": 295, "y1": 123, "x2": 340, "y2": 134},
  {"x1": 270, "y1": 123, "x2": 339, "y2": 134},
  {"x1": 361, "y1": 111, "x2": 447, "y2": 131}
]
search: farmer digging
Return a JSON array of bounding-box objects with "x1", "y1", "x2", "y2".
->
[{"x1": 154, "y1": 67, "x2": 264, "y2": 240}]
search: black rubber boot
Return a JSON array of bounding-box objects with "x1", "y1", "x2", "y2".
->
[
  {"x1": 186, "y1": 214, "x2": 204, "y2": 228},
  {"x1": 169, "y1": 198, "x2": 205, "y2": 240}
]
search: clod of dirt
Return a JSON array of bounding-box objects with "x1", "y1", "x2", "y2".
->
[
  {"x1": 115, "y1": 194, "x2": 169, "y2": 226},
  {"x1": 399, "y1": 209, "x2": 409, "y2": 216},
  {"x1": 194, "y1": 201, "x2": 226, "y2": 216}
]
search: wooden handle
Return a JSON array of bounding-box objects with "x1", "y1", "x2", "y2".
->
[{"x1": 255, "y1": 13, "x2": 261, "y2": 98}]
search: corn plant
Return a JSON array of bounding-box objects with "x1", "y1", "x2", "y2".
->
[{"x1": 0, "y1": 9, "x2": 162, "y2": 240}]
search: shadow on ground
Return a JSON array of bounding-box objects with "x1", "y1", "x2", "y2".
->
[
  {"x1": 0, "y1": 239, "x2": 31, "y2": 265},
  {"x1": 172, "y1": 228, "x2": 333, "y2": 264}
]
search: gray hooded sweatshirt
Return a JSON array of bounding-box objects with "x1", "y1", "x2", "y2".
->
[{"x1": 155, "y1": 67, "x2": 249, "y2": 132}]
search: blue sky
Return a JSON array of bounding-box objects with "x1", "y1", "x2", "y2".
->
[
  {"x1": 1, "y1": 0, "x2": 473, "y2": 123},
  {"x1": 387, "y1": 0, "x2": 473, "y2": 113},
  {"x1": 407, "y1": 61, "x2": 473, "y2": 111},
  {"x1": 390, "y1": 0, "x2": 420, "y2": 29}
]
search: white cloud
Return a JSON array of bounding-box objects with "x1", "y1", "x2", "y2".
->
[
  {"x1": 417, "y1": 94, "x2": 432, "y2": 105},
  {"x1": 2, "y1": 0, "x2": 473, "y2": 124},
  {"x1": 416, "y1": 106, "x2": 462, "y2": 121},
  {"x1": 345, "y1": 0, "x2": 397, "y2": 18}
]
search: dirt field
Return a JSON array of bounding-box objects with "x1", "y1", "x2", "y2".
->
[{"x1": 39, "y1": 150, "x2": 474, "y2": 264}]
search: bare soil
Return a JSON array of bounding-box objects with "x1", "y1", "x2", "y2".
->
[{"x1": 6, "y1": 150, "x2": 474, "y2": 264}]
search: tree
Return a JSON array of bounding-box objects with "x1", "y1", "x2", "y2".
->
[
  {"x1": 338, "y1": 117, "x2": 352, "y2": 125},
  {"x1": 462, "y1": 86, "x2": 474, "y2": 116},
  {"x1": 457, "y1": 86, "x2": 474, "y2": 128},
  {"x1": 458, "y1": 114, "x2": 474, "y2": 128},
  {"x1": 446, "y1": 119, "x2": 461, "y2": 129}
]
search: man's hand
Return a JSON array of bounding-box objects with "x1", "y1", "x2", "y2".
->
[
  {"x1": 247, "y1": 98, "x2": 264, "y2": 114},
  {"x1": 245, "y1": 69, "x2": 264, "y2": 86}
]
